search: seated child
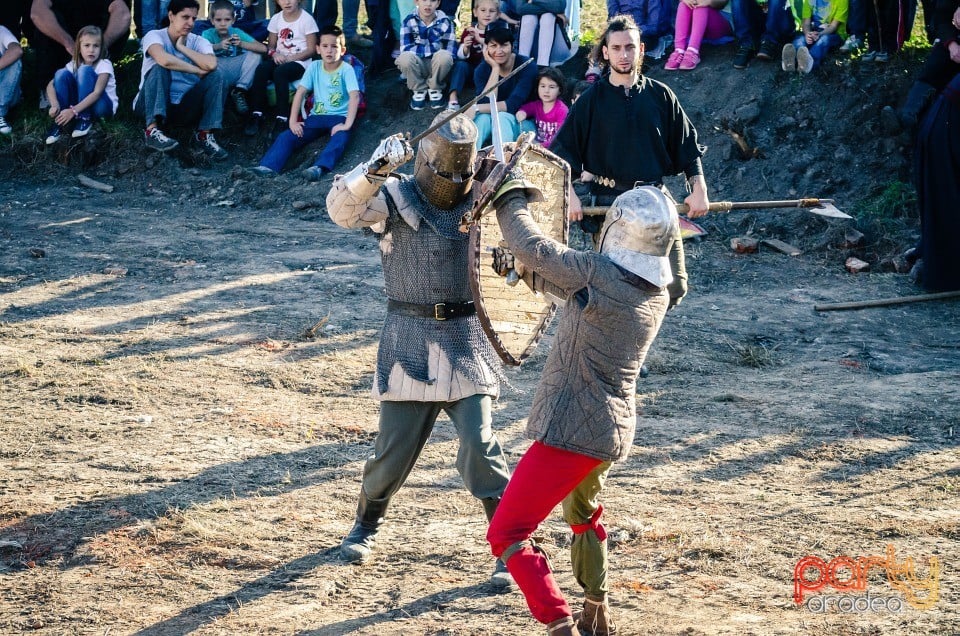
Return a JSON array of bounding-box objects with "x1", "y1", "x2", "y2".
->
[
  {"x1": 0, "y1": 24, "x2": 23, "y2": 136},
  {"x1": 396, "y1": 0, "x2": 457, "y2": 110},
  {"x1": 664, "y1": 0, "x2": 733, "y2": 71},
  {"x1": 194, "y1": 1, "x2": 269, "y2": 41},
  {"x1": 246, "y1": 0, "x2": 319, "y2": 135},
  {"x1": 252, "y1": 25, "x2": 360, "y2": 181},
  {"x1": 447, "y1": 0, "x2": 500, "y2": 110},
  {"x1": 516, "y1": 66, "x2": 567, "y2": 148},
  {"x1": 45, "y1": 25, "x2": 118, "y2": 144},
  {"x1": 515, "y1": 0, "x2": 565, "y2": 67},
  {"x1": 201, "y1": 0, "x2": 267, "y2": 116},
  {"x1": 781, "y1": 0, "x2": 846, "y2": 74}
]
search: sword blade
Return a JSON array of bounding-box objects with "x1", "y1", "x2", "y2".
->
[{"x1": 489, "y1": 93, "x2": 505, "y2": 161}]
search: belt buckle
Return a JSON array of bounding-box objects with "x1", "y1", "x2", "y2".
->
[{"x1": 434, "y1": 303, "x2": 447, "y2": 321}]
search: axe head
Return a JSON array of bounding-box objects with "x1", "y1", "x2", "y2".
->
[{"x1": 809, "y1": 201, "x2": 852, "y2": 220}]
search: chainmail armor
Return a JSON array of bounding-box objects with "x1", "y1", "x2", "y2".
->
[{"x1": 374, "y1": 176, "x2": 505, "y2": 394}]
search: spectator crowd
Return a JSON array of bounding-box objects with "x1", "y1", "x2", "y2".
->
[{"x1": 0, "y1": 0, "x2": 956, "y2": 287}]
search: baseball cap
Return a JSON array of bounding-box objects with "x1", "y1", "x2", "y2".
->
[{"x1": 597, "y1": 186, "x2": 679, "y2": 287}]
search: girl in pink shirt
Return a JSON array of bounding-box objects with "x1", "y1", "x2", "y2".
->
[{"x1": 516, "y1": 66, "x2": 568, "y2": 148}]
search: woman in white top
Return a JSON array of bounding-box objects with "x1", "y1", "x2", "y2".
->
[{"x1": 133, "y1": 0, "x2": 229, "y2": 160}]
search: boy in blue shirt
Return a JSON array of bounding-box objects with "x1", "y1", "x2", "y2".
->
[
  {"x1": 253, "y1": 25, "x2": 360, "y2": 180},
  {"x1": 201, "y1": 0, "x2": 267, "y2": 115},
  {"x1": 192, "y1": 0, "x2": 269, "y2": 41}
]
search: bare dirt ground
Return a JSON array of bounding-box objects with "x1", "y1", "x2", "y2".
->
[{"x1": 1, "y1": 39, "x2": 958, "y2": 635}]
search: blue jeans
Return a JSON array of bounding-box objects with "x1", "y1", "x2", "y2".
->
[
  {"x1": 792, "y1": 32, "x2": 841, "y2": 68},
  {"x1": 448, "y1": 59, "x2": 474, "y2": 98},
  {"x1": 440, "y1": 0, "x2": 461, "y2": 24},
  {"x1": 730, "y1": 0, "x2": 797, "y2": 47},
  {"x1": 0, "y1": 58, "x2": 22, "y2": 116},
  {"x1": 135, "y1": 66, "x2": 225, "y2": 130},
  {"x1": 140, "y1": 0, "x2": 171, "y2": 34},
  {"x1": 53, "y1": 66, "x2": 114, "y2": 120},
  {"x1": 846, "y1": 0, "x2": 865, "y2": 38},
  {"x1": 259, "y1": 113, "x2": 351, "y2": 172},
  {"x1": 314, "y1": 0, "x2": 338, "y2": 30},
  {"x1": 474, "y1": 111, "x2": 521, "y2": 149},
  {"x1": 343, "y1": 0, "x2": 361, "y2": 37}
]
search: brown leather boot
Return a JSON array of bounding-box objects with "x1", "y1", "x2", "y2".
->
[
  {"x1": 546, "y1": 616, "x2": 581, "y2": 635},
  {"x1": 576, "y1": 594, "x2": 618, "y2": 636}
]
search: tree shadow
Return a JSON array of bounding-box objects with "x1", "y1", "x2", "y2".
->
[
  {"x1": 295, "y1": 585, "x2": 489, "y2": 636},
  {"x1": 0, "y1": 196, "x2": 386, "y2": 365},
  {"x1": 131, "y1": 549, "x2": 336, "y2": 636},
  {"x1": 130, "y1": 549, "x2": 488, "y2": 636},
  {"x1": 0, "y1": 442, "x2": 367, "y2": 571}
]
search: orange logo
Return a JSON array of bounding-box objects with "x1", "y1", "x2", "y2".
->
[{"x1": 794, "y1": 545, "x2": 939, "y2": 611}]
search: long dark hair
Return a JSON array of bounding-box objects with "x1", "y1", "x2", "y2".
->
[
  {"x1": 537, "y1": 66, "x2": 566, "y2": 96},
  {"x1": 589, "y1": 15, "x2": 641, "y2": 74},
  {"x1": 161, "y1": 0, "x2": 200, "y2": 28}
]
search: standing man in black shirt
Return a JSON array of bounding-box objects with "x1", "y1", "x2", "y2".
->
[{"x1": 551, "y1": 14, "x2": 710, "y2": 310}]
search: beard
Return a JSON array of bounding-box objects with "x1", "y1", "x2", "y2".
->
[{"x1": 609, "y1": 57, "x2": 640, "y2": 76}]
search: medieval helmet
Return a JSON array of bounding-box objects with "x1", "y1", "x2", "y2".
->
[
  {"x1": 597, "y1": 186, "x2": 679, "y2": 287},
  {"x1": 414, "y1": 113, "x2": 478, "y2": 209}
]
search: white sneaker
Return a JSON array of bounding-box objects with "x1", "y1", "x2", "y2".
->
[
  {"x1": 0, "y1": 115, "x2": 11, "y2": 135},
  {"x1": 797, "y1": 46, "x2": 814, "y2": 74},
  {"x1": 839, "y1": 35, "x2": 862, "y2": 53},
  {"x1": 410, "y1": 90, "x2": 427, "y2": 110},
  {"x1": 781, "y1": 43, "x2": 796, "y2": 72}
]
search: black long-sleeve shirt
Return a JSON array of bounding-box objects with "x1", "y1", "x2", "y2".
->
[
  {"x1": 551, "y1": 75, "x2": 705, "y2": 190},
  {"x1": 933, "y1": 0, "x2": 960, "y2": 48}
]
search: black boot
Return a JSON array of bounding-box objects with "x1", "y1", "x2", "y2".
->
[
  {"x1": 481, "y1": 497, "x2": 500, "y2": 523},
  {"x1": 340, "y1": 490, "x2": 389, "y2": 563},
  {"x1": 898, "y1": 81, "x2": 936, "y2": 133},
  {"x1": 481, "y1": 497, "x2": 516, "y2": 589}
]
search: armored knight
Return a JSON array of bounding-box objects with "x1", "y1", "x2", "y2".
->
[{"x1": 326, "y1": 113, "x2": 513, "y2": 587}]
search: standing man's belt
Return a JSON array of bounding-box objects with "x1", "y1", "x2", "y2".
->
[
  {"x1": 590, "y1": 176, "x2": 664, "y2": 193},
  {"x1": 387, "y1": 299, "x2": 476, "y2": 321}
]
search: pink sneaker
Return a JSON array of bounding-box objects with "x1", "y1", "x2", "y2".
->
[
  {"x1": 679, "y1": 49, "x2": 701, "y2": 70},
  {"x1": 664, "y1": 49, "x2": 684, "y2": 70}
]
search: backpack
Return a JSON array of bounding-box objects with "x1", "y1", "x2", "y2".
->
[{"x1": 299, "y1": 54, "x2": 367, "y2": 121}]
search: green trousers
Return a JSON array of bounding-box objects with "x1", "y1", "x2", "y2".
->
[
  {"x1": 360, "y1": 394, "x2": 511, "y2": 502},
  {"x1": 562, "y1": 462, "x2": 612, "y2": 597}
]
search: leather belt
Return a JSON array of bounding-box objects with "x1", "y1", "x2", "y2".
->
[
  {"x1": 387, "y1": 299, "x2": 476, "y2": 321},
  {"x1": 590, "y1": 176, "x2": 663, "y2": 193}
]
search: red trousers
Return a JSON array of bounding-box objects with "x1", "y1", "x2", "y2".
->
[{"x1": 486, "y1": 442, "x2": 605, "y2": 625}]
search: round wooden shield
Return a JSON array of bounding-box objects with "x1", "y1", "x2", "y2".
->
[{"x1": 468, "y1": 144, "x2": 570, "y2": 366}]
